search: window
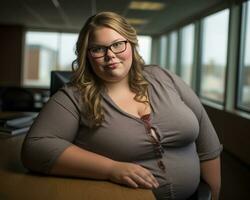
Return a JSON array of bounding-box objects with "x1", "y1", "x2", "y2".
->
[
  {"x1": 159, "y1": 35, "x2": 168, "y2": 68},
  {"x1": 24, "y1": 31, "x2": 78, "y2": 87},
  {"x1": 200, "y1": 9, "x2": 229, "y2": 103},
  {"x1": 137, "y1": 36, "x2": 152, "y2": 64},
  {"x1": 180, "y1": 24, "x2": 195, "y2": 86},
  {"x1": 24, "y1": 32, "x2": 59, "y2": 87},
  {"x1": 168, "y1": 31, "x2": 178, "y2": 73},
  {"x1": 238, "y1": 1, "x2": 250, "y2": 111},
  {"x1": 58, "y1": 33, "x2": 78, "y2": 70}
]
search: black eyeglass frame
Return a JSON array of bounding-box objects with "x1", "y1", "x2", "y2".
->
[{"x1": 88, "y1": 40, "x2": 128, "y2": 58}]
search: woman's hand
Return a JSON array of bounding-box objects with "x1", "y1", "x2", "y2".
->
[{"x1": 108, "y1": 161, "x2": 159, "y2": 189}]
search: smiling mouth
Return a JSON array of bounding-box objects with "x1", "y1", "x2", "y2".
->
[{"x1": 105, "y1": 62, "x2": 119, "y2": 69}]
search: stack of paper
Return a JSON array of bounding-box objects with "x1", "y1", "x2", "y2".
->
[{"x1": 0, "y1": 113, "x2": 37, "y2": 136}]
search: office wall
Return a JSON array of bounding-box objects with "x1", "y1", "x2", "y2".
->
[
  {"x1": 204, "y1": 105, "x2": 250, "y2": 166},
  {"x1": 0, "y1": 25, "x2": 24, "y2": 86}
]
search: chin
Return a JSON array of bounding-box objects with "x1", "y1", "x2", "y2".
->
[{"x1": 106, "y1": 73, "x2": 128, "y2": 83}]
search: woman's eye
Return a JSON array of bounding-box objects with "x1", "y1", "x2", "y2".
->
[
  {"x1": 112, "y1": 42, "x2": 122, "y2": 48},
  {"x1": 91, "y1": 47, "x2": 105, "y2": 53}
]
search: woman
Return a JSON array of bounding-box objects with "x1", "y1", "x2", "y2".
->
[{"x1": 21, "y1": 12, "x2": 222, "y2": 200}]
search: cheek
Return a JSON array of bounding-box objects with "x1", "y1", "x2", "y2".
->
[
  {"x1": 120, "y1": 46, "x2": 133, "y2": 63},
  {"x1": 88, "y1": 54, "x2": 100, "y2": 67},
  {"x1": 87, "y1": 55, "x2": 104, "y2": 75}
]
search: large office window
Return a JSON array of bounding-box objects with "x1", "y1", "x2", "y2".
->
[
  {"x1": 159, "y1": 35, "x2": 168, "y2": 68},
  {"x1": 58, "y1": 33, "x2": 78, "y2": 70},
  {"x1": 137, "y1": 36, "x2": 152, "y2": 64},
  {"x1": 24, "y1": 32, "x2": 59, "y2": 87},
  {"x1": 168, "y1": 31, "x2": 178, "y2": 73},
  {"x1": 200, "y1": 9, "x2": 229, "y2": 103},
  {"x1": 24, "y1": 31, "x2": 77, "y2": 87},
  {"x1": 24, "y1": 31, "x2": 151, "y2": 87},
  {"x1": 238, "y1": 1, "x2": 250, "y2": 111},
  {"x1": 180, "y1": 24, "x2": 195, "y2": 86}
]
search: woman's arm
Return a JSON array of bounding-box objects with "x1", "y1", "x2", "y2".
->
[
  {"x1": 50, "y1": 144, "x2": 159, "y2": 189},
  {"x1": 200, "y1": 157, "x2": 221, "y2": 200},
  {"x1": 22, "y1": 88, "x2": 159, "y2": 189}
]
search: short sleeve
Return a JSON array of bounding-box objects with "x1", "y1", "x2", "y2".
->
[
  {"x1": 21, "y1": 86, "x2": 81, "y2": 173},
  {"x1": 150, "y1": 66, "x2": 223, "y2": 161}
]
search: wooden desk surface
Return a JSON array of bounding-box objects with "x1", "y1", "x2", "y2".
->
[{"x1": 0, "y1": 134, "x2": 156, "y2": 200}]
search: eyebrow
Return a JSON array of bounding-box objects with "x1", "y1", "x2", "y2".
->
[{"x1": 89, "y1": 39, "x2": 125, "y2": 47}]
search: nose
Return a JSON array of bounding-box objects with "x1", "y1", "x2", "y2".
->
[{"x1": 104, "y1": 48, "x2": 116, "y2": 61}]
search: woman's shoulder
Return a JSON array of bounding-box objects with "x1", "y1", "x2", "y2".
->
[
  {"x1": 60, "y1": 83, "x2": 80, "y2": 96},
  {"x1": 51, "y1": 83, "x2": 82, "y2": 111},
  {"x1": 51, "y1": 83, "x2": 78, "y2": 98},
  {"x1": 143, "y1": 64, "x2": 162, "y2": 74},
  {"x1": 143, "y1": 65, "x2": 176, "y2": 83}
]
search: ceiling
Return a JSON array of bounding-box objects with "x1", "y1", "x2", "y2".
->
[{"x1": 0, "y1": 0, "x2": 230, "y2": 35}]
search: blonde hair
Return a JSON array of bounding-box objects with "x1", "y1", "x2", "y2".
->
[{"x1": 72, "y1": 11, "x2": 148, "y2": 127}]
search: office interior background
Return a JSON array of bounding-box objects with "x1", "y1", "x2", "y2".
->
[{"x1": 0, "y1": 0, "x2": 249, "y2": 199}]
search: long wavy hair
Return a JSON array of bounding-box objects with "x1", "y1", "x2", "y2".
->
[{"x1": 72, "y1": 11, "x2": 149, "y2": 127}]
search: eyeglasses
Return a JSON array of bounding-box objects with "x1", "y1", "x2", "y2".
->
[{"x1": 88, "y1": 40, "x2": 128, "y2": 58}]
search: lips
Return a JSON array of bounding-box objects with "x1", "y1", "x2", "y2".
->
[{"x1": 104, "y1": 62, "x2": 119, "y2": 69}]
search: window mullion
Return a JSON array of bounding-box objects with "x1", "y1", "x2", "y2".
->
[{"x1": 225, "y1": 4, "x2": 242, "y2": 112}]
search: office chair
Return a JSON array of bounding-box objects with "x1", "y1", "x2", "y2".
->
[
  {"x1": 188, "y1": 179, "x2": 212, "y2": 200},
  {"x1": 50, "y1": 71, "x2": 73, "y2": 96},
  {"x1": 0, "y1": 87, "x2": 35, "y2": 111},
  {"x1": 197, "y1": 180, "x2": 212, "y2": 200}
]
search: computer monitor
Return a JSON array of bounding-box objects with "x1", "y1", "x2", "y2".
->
[{"x1": 50, "y1": 71, "x2": 73, "y2": 96}]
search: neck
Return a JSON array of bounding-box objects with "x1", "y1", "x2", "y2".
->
[{"x1": 105, "y1": 76, "x2": 131, "y2": 96}]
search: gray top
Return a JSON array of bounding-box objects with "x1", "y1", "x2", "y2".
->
[{"x1": 21, "y1": 65, "x2": 222, "y2": 200}]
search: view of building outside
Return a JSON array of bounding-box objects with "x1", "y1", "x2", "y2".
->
[
  {"x1": 159, "y1": 35, "x2": 168, "y2": 68},
  {"x1": 24, "y1": 32, "x2": 152, "y2": 87},
  {"x1": 137, "y1": 35, "x2": 152, "y2": 64},
  {"x1": 58, "y1": 33, "x2": 78, "y2": 70},
  {"x1": 201, "y1": 9, "x2": 229, "y2": 103},
  {"x1": 180, "y1": 24, "x2": 195, "y2": 86},
  {"x1": 239, "y1": 1, "x2": 250, "y2": 110},
  {"x1": 168, "y1": 31, "x2": 177, "y2": 73},
  {"x1": 24, "y1": 32, "x2": 58, "y2": 87}
]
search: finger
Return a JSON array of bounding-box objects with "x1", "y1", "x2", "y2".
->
[
  {"x1": 148, "y1": 174, "x2": 159, "y2": 188},
  {"x1": 141, "y1": 173, "x2": 157, "y2": 188},
  {"x1": 145, "y1": 170, "x2": 159, "y2": 187},
  {"x1": 132, "y1": 174, "x2": 153, "y2": 189},
  {"x1": 145, "y1": 174, "x2": 159, "y2": 188},
  {"x1": 136, "y1": 165, "x2": 159, "y2": 188},
  {"x1": 123, "y1": 176, "x2": 139, "y2": 188},
  {"x1": 139, "y1": 170, "x2": 159, "y2": 188}
]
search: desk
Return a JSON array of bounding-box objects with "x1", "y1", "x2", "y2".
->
[{"x1": 0, "y1": 134, "x2": 156, "y2": 200}]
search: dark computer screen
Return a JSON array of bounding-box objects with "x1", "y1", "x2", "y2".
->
[{"x1": 50, "y1": 71, "x2": 73, "y2": 96}]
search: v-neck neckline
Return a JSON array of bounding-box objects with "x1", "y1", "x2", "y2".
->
[{"x1": 101, "y1": 83, "x2": 155, "y2": 122}]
